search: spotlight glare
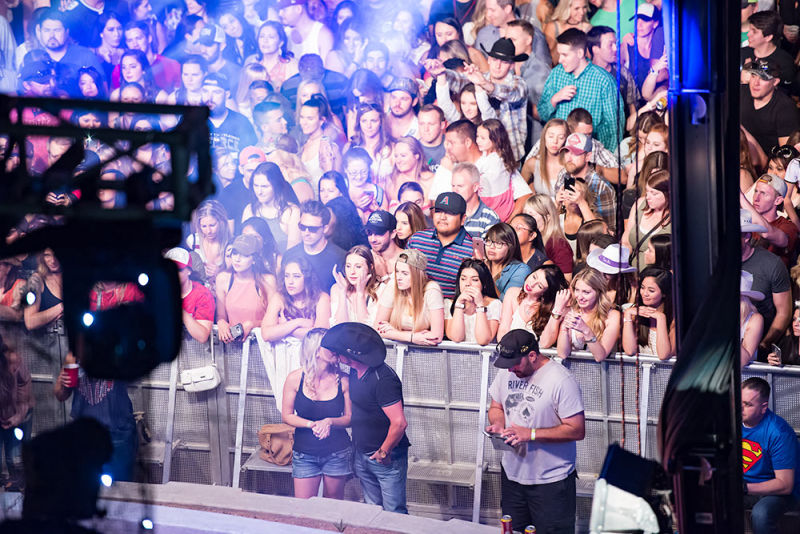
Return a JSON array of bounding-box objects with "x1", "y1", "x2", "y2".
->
[
  {"x1": 13, "y1": 428, "x2": 23, "y2": 440},
  {"x1": 100, "y1": 473, "x2": 113, "y2": 487},
  {"x1": 26, "y1": 291, "x2": 36, "y2": 305},
  {"x1": 137, "y1": 273, "x2": 149, "y2": 286},
  {"x1": 141, "y1": 518, "x2": 154, "y2": 530},
  {"x1": 82, "y1": 312, "x2": 94, "y2": 327}
]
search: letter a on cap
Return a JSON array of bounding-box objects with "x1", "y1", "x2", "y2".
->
[{"x1": 441, "y1": 196, "x2": 449, "y2": 205}]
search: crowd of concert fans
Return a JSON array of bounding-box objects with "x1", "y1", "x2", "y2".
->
[{"x1": 1, "y1": 0, "x2": 800, "y2": 367}]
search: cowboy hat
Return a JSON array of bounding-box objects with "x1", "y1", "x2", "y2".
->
[
  {"x1": 480, "y1": 38, "x2": 529, "y2": 63},
  {"x1": 740, "y1": 271, "x2": 764, "y2": 301}
]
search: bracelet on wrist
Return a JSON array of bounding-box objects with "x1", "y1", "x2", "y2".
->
[
  {"x1": 552, "y1": 312, "x2": 563, "y2": 320},
  {"x1": 476, "y1": 306, "x2": 487, "y2": 313},
  {"x1": 454, "y1": 302, "x2": 466, "y2": 310}
]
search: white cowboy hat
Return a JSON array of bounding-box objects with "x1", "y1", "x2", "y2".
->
[
  {"x1": 741, "y1": 271, "x2": 764, "y2": 301},
  {"x1": 740, "y1": 209, "x2": 767, "y2": 233},
  {"x1": 586, "y1": 244, "x2": 637, "y2": 274}
]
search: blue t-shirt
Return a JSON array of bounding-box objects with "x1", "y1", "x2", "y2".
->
[
  {"x1": 496, "y1": 261, "x2": 532, "y2": 300},
  {"x1": 742, "y1": 410, "x2": 800, "y2": 498}
]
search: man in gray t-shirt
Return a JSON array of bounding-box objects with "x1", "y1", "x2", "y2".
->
[{"x1": 487, "y1": 330, "x2": 585, "y2": 533}]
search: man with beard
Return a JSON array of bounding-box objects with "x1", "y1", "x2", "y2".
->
[
  {"x1": 487, "y1": 330, "x2": 585, "y2": 534},
  {"x1": 202, "y1": 73, "x2": 257, "y2": 154},
  {"x1": 365, "y1": 210, "x2": 403, "y2": 281},
  {"x1": 385, "y1": 78, "x2": 419, "y2": 140},
  {"x1": 197, "y1": 25, "x2": 241, "y2": 96},
  {"x1": 23, "y1": 10, "x2": 103, "y2": 96},
  {"x1": 553, "y1": 132, "x2": 616, "y2": 231}
]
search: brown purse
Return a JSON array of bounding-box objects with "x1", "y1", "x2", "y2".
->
[{"x1": 257, "y1": 423, "x2": 295, "y2": 465}]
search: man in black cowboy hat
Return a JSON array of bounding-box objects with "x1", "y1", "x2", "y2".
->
[
  {"x1": 321, "y1": 323, "x2": 410, "y2": 514},
  {"x1": 487, "y1": 329, "x2": 585, "y2": 533},
  {"x1": 426, "y1": 36, "x2": 529, "y2": 161}
]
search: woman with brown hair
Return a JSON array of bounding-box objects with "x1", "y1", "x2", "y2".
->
[
  {"x1": 621, "y1": 169, "x2": 671, "y2": 270},
  {"x1": 330, "y1": 245, "x2": 385, "y2": 326},
  {"x1": 484, "y1": 223, "x2": 532, "y2": 300},
  {"x1": 522, "y1": 118, "x2": 568, "y2": 198},
  {"x1": 621, "y1": 111, "x2": 663, "y2": 177},
  {"x1": 343, "y1": 102, "x2": 393, "y2": 183},
  {"x1": 394, "y1": 202, "x2": 428, "y2": 249},
  {"x1": 217, "y1": 234, "x2": 276, "y2": 343},
  {"x1": 498, "y1": 265, "x2": 570, "y2": 348},
  {"x1": 24, "y1": 249, "x2": 64, "y2": 331},
  {"x1": 557, "y1": 267, "x2": 621, "y2": 362},
  {"x1": 475, "y1": 119, "x2": 519, "y2": 221},
  {"x1": 374, "y1": 249, "x2": 444, "y2": 345},
  {"x1": 625, "y1": 122, "x2": 668, "y2": 185},
  {"x1": 261, "y1": 257, "x2": 329, "y2": 342}
]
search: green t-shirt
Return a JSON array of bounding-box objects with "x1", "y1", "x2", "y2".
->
[{"x1": 590, "y1": 0, "x2": 637, "y2": 37}]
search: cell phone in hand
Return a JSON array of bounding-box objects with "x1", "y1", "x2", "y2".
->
[
  {"x1": 564, "y1": 175, "x2": 576, "y2": 192},
  {"x1": 771, "y1": 343, "x2": 782, "y2": 365},
  {"x1": 230, "y1": 323, "x2": 244, "y2": 341},
  {"x1": 472, "y1": 237, "x2": 486, "y2": 259},
  {"x1": 482, "y1": 430, "x2": 516, "y2": 452}
]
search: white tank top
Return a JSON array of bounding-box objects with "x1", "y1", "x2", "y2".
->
[{"x1": 291, "y1": 21, "x2": 324, "y2": 58}]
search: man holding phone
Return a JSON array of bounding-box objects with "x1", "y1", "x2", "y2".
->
[
  {"x1": 487, "y1": 330, "x2": 585, "y2": 533},
  {"x1": 553, "y1": 132, "x2": 617, "y2": 231}
]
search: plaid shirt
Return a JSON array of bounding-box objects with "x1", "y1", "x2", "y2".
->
[
  {"x1": 538, "y1": 61, "x2": 625, "y2": 152},
  {"x1": 445, "y1": 69, "x2": 528, "y2": 161},
  {"x1": 555, "y1": 168, "x2": 617, "y2": 231}
]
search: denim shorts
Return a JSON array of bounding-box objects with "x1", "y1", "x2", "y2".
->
[{"x1": 292, "y1": 447, "x2": 353, "y2": 479}]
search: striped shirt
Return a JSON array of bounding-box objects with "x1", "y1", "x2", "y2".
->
[
  {"x1": 407, "y1": 227, "x2": 474, "y2": 299},
  {"x1": 465, "y1": 201, "x2": 501, "y2": 238}
]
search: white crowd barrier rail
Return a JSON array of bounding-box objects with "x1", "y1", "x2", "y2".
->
[{"x1": 15, "y1": 321, "x2": 800, "y2": 524}]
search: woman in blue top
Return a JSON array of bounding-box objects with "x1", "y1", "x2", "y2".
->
[
  {"x1": 282, "y1": 329, "x2": 352, "y2": 499},
  {"x1": 484, "y1": 223, "x2": 532, "y2": 301}
]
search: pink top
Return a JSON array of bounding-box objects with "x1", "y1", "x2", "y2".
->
[{"x1": 224, "y1": 274, "x2": 267, "y2": 326}]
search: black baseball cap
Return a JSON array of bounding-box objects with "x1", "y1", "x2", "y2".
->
[
  {"x1": 202, "y1": 73, "x2": 229, "y2": 90},
  {"x1": 493, "y1": 330, "x2": 539, "y2": 369},
  {"x1": 365, "y1": 210, "x2": 396, "y2": 234},
  {"x1": 20, "y1": 60, "x2": 55, "y2": 83},
  {"x1": 434, "y1": 192, "x2": 466, "y2": 215},
  {"x1": 746, "y1": 58, "x2": 780, "y2": 81}
]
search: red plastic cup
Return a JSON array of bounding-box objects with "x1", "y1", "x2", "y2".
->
[{"x1": 65, "y1": 363, "x2": 79, "y2": 388}]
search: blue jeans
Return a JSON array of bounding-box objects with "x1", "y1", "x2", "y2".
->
[
  {"x1": 745, "y1": 494, "x2": 800, "y2": 534},
  {"x1": 353, "y1": 447, "x2": 408, "y2": 514},
  {"x1": 106, "y1": 426, "x2": 138, "y2": 482},
  {"x1": 0, "y1": 415, "x2": 32, "y2": 475}
]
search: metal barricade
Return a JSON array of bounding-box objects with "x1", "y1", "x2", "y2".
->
[{"x1": 11, "y1": 324, "x2": 800, "y2": 524}]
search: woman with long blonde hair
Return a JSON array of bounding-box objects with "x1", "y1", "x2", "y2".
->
[
  {"x1": 374, "y1": 249, "x2": 444, "y2": 345},
  {"x1": 234, "y1": 63, "x2": 269, "y2": 121},
  {"x1": 282, "y1": 328, "x2": 353, "y2": 500},
  {"x1": 524, "y1": 194, "x2": 574, "y2": 279},
  {"x1": 543, "y1": 0, "x2": 591, "y2": 63},
  {"x1": 557, "y1": 267, "x2": 621, "y2": 362}
]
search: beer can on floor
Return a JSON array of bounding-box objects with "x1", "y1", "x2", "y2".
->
[
  {"x1": 524, "y1": 526, "x2": 536, "y2": 534},
  {"x1": 500, "y1": 515, "x2": 513, "y2": 533}
]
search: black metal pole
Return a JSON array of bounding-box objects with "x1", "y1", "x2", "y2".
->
[{"x1": 659, "y1": 0, "x2": 744, "y2": 532}]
